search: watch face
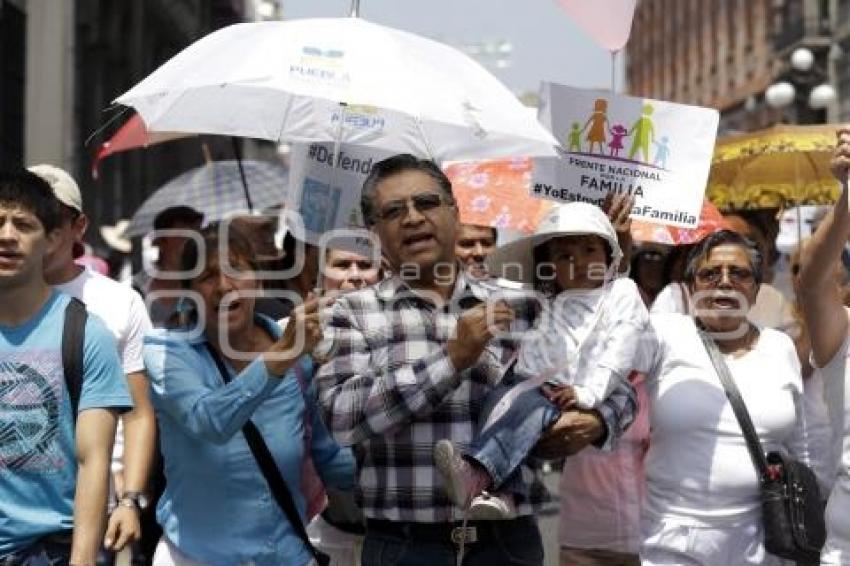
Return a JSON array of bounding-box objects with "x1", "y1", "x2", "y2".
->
[{"x1": 123, "y1": 492, "x2": 149, "y2": 510}]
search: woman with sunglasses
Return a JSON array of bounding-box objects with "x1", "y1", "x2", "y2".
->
[
  {"x1": 637, "y1": 230, "x2": 809, "y2": 565},
  {"x1": 798, "y1": 128, "x2": 850, "y2": 565}
]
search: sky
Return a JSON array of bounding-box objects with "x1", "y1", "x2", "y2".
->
[{"x1": 280, "y1": 0, "x2": 625, "y2": 96}]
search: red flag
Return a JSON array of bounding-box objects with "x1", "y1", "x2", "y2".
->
[{"x1": 91, "y1": 114, "x2": 186, "y2": 179}]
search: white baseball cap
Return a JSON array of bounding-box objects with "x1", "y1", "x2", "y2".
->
[{"x1": 27, "y1": 164, "x2": 83, "y2": 212}]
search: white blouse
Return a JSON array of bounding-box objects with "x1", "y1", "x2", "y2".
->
[{"x1": 638, "y1": 313, "x2": 809, "y2": 526}]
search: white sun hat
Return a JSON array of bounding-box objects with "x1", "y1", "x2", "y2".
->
[
  {"x1": 485, "y1": 201, "x2": 622, "y2": 285},
  {"x1": 100, "y1": 219, "x2": 132, "y2": 253}
]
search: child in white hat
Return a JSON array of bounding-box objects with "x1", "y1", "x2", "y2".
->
[{"x1": 435, "y1": 201, "x2": 649, "y2": 519}]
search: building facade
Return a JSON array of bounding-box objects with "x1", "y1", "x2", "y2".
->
[
  {"x1": 626, "y1": 0, "x2": 845, "y2": 132},
  {"x1": 1, "y1": 0, "x2": 245, "y2": 240}
]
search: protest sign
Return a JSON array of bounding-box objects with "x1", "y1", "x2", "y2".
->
[
  {"x1": 286, "y1": 142, "x2": 394, "y2": 253},
  {"x1": 533, "y1": 82, "x2": 719, "y2": 228}
]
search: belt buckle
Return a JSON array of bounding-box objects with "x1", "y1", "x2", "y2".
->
[{"x1": 450, "y1": 526, "x2": 477, "y2": 545}]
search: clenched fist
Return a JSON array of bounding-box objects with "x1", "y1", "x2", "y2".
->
[{"x1": 447, "y1": 301, "x2": 514, "y2": 371}]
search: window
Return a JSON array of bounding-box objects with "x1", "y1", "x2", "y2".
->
[
  {"x1": 0, "y1": 0, "x2": 26, "y2": 170},
  {"x1": 841, "y1": 0, "x2": 850, "y2": 22}
]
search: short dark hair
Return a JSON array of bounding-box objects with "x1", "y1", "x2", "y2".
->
[
  {"x1": 360, "y1": 154, "x2": 454, "y2": 226},
  {"x1": 180, "y1": 223, "x2": 257, "y2": 289},
  {"x1": 0, "y1": 169, "x2": 61, "y2": 233},
  {"x1": 683, "y1": 229, "x2": 764, "y2": 286},
  {"x1": 154, "y1": 206, "x2": 204, "y2": 232}
]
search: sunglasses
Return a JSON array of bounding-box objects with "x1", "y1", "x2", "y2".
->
[
  {"x1": 377, "y1": 193, "x2": 448, "y2": 222},
  {"x1": 695, "y1": 265, "x2": 754, "y2": 286}
]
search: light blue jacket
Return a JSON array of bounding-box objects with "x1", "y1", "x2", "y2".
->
[{"x1": 143, "y1": 315, "x2": 355, "y2": 565}]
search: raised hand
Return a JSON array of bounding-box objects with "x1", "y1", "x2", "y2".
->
[{"x1": 447, "y1": 301, "x2": 514, "y2": 371}]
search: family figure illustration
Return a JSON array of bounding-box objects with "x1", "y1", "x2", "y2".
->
[{"x1": 568, "y1": 98, "x2": 671, "y2": 168}]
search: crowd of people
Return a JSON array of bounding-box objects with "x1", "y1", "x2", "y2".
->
[{"x1": 2, "y1": 130, "x2": 850, "y2": 566}]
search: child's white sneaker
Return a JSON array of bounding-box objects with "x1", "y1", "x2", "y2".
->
[
  {"x1": 469, "y1": 491, "x2": 518, "y2": 520},
  {"x1": 434, "y1": 439, "x2": 489, "y2": 508}
]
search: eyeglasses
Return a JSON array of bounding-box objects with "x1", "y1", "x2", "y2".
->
[
  {"x1": 695, "y1": 265, "x2": 754, "y2": 285},
  {"x1": 376, "y1": 193, "x2": 447, "y2": 222}
]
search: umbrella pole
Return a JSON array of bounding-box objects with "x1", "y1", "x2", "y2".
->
[
  {"x1": 796, "y1": 204, "x2": 802, "y2": 246},
  {"x1": 349, "y1": 0, "x2": 360, "y2": 17},
  {"x1": 231, "y1": 136, "x2": 254, "y2": 211},
  {"x1": 610, "y1": 50, "x2": 616, "y2": 93}
]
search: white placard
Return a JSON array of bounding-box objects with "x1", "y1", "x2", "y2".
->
[
  {"x1": 286, "y1": 142, "x2": 394, "y2": 252},
  {"x1": 533, "y1": 83, "x2": 719, "y2": 228}
]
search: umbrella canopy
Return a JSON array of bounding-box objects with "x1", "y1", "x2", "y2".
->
[
  {"x1": 114, "y1": 18, "x2": 558, "y2": 162},
  {"x1": 92, "y1": 113, "x2": 186, "y2": 179},
  {"x1": 707, "y1": 124, "x2": 840, "y2": 210},
  {"x1": 631, "y1": 199, "x2": 727, "y2": 245},
  {"x1": 443, "y1": 157, "x2": 556, "y2": 235},
  {"x1": 126, "y1": 160, "x2": 287, "y2": 237}
]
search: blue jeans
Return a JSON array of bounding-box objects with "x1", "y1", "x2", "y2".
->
[
  {"x1": 467, "y1": 383, "x2": 560, "y2": 492},
  {"x1": 0, "y1": 533, "x2": 72, "y2": 566},
  {"x1": 362, "y1": 516, "x2": 544, "y2": 566}
]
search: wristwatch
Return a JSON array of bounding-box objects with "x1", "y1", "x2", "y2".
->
[{"x1": 118, "y1": 491, "x2": 149, "y2": 511}]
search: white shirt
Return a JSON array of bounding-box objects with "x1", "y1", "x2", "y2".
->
[
  {"x1": 57, "y1": 267, "x2": 152, "y2": 374},
  {"x1": 802, "y1": 371, "x2": 836, "y2": 493},
  {"x1": 639, "y1": 313, "x2": 808, "y2": 526},
  {"x1": 811, "y1": 316, "x2": 850, "y2": 549},
  {"x1": 650, "y1": 281, "x2": 690, "y2": 315},
  {"x1": 811, "y1": 319, "x2": 850, "y2": 482},
  {"x1": 57, "y1": 267, "x2": 152, "y2": 477},
  {"x1": 515, "y1": 277, "x2": 649, "y2": 409}
]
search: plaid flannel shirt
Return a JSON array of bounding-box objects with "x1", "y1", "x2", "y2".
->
[{"x1": 315, "y1": 271, "x2": 637, "y2": 522}]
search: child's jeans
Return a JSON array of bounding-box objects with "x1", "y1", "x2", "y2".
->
[{"x1": 466, "y1": 381, "x2": 561, "y2": 494}]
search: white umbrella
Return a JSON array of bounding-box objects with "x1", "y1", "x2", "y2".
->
[{"x1": 114, "y1": 18, "x2": 558, "y2": 162}]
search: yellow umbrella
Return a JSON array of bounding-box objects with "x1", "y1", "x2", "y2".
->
[{"x1": 706, "y1": 124, "x2": 840, "y2": 210}]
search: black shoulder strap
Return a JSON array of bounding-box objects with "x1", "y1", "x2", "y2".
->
[
  {"x1": 698, "y1": 330, "x2": 771, "y2": 480},
  {"x1": 62, "y1": 298, "x2": 88, "y2": 423},
  {"x1": 204, "y1": 343, "x2": 329, "y2": 566}
]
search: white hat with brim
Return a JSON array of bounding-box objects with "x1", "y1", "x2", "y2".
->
[
  {"x1": 100, "y1": 219, "x2": 132, "y2": 253},
  {"x1": 485, "y1": 201, "x2": 622, "y2": 285}
]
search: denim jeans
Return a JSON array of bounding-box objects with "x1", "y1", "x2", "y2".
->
[
  {"x1": 467, "y1": 383, "x2": 561, "y2": 491},
  {"x1": 361, "y1": 516, "x2": 544, "y2": 566},
  {"x1": 0, "y1": 533, "x2": 72, "y2": 566}
]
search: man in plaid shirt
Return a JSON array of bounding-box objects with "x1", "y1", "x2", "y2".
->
[{"x1": 316, "y1": 154, "x2": 637, "y2": 565}]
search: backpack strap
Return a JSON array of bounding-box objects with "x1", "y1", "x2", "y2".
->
[{"x1": 62, "y1": 298, "x2": 88, "y2": 424}]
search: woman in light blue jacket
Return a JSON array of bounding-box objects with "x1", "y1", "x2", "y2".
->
[{"x1": 143, "y1": 225, "x2": 354, "y2": 566}]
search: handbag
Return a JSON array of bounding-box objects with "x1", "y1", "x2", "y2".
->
[
  {"x1": 205, "y1": 344, "x2": 330, "y2": 566},
  {"x1": 699, "y1": 331, "x2": 826, "y2": 563}
]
